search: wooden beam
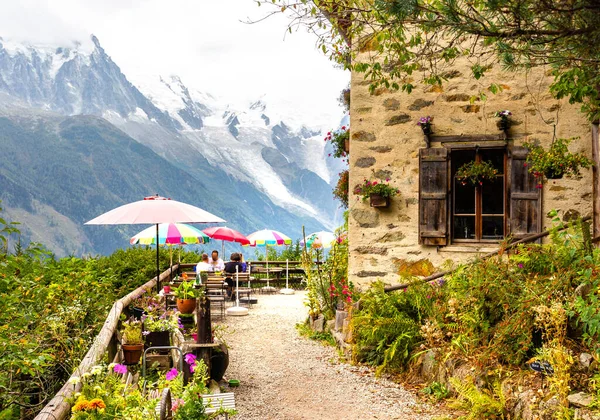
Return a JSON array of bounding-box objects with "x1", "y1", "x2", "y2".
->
[
  {"x1": 592, "y1": 123, "x2": 600, "y2": 241},
  {"x1": 430, "y1": 134, "x2": 505, "y2": 143}
]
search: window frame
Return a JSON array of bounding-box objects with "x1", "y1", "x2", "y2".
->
[{"x1": 449, "y1": 146, "x2": 508, "y2": 244}]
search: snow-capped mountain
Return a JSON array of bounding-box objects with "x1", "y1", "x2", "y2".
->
[{"x1": 0, "y1": 35, "x2": 344, "y2": 255}]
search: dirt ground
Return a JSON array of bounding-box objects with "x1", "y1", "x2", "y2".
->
[{"x1": 216, "y1": 291, "x2": 445, "y2": 420}]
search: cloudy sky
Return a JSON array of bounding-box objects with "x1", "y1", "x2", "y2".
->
[{"x1": 0, "y1": 0, "x2": 349, "y2": 128}]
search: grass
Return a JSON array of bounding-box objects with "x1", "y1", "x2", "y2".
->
[{"x1": 296, "y1": 322, "x2": 336, "y2": 347}]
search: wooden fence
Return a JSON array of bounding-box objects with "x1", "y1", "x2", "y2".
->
[{"x1": 35, "y1": 265, "x2": 177, "y2": 420}]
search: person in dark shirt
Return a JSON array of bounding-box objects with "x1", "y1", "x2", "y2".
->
[{"x1": 224, "y1": 253, "x2": 244, "y2": 299}]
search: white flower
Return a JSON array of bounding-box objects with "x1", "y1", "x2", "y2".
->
[
  {"x1": 82, "y1": 373, "x2": 92, "y2": 379},
  {"x1": 91, "y1": 365, "x2": 103, "y2": 375},
  {"x1": 68, "y1": 376, "x2": 80, "y2": 385},
  {"x1": 108, "y1": 362, "x2": 116, "y2": 369}
]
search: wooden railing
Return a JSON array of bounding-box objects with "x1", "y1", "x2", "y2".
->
[{"x1": 35, "y1": 265, "x2": 178, "y2": 420}]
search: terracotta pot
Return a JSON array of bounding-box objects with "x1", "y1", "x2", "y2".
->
[
  {"x1": 344, "y1": 138, "x2": 350, "y2": 154},
  {"x1": 369, "y1": 193, "x2": 389, "y2": 208},
  {"x1": 177, "y1": 298, "x2": 197, "y2": 314},
  {"x1": 122, "y1": 343, "x2": 144, "y2": 365}
]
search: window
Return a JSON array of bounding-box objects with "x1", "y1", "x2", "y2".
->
[
  {"x1": 451, "y1": 148, "x2": 506, "y2": 242},
  {"x1": 418, "y1": 145, "x2": 541, "y2": 247}
]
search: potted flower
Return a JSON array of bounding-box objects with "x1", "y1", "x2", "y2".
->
[
  {"x1": 121, "y1": 319, "x2": 144, "y2": 365},
  {"x1": 143, "y1": 311, "x2": 179, "y2": 351},
  {"x1": 456, "y1": 160, "x2": 498, "y2": 186},
  {"x1": 494, "y1": 110, "x2": 512, "y2": 131},
  {"x1": 353, "y1": 178, "x2": 400, "y2": 207},
  {"x1": 333, "y1": 169, "x2": 349, "y2": 208},
  {"x1": 523, "y1": 137, "x2": 592, "y2": 180},
  {"x1": 131, "y1": 287, "x2": 158, "y2": 320},
  {"x1": 325, "y1": 125, "x2": 349, "y2": 158},
  {"x1": 417, "y1": 116, "x2": 433, "y2": 135},
  {"x1": 172, "y1": 281, "x2": 203, "y2": 314}
]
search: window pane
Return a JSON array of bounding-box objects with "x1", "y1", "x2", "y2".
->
[
  {"x1": 453, "y1": 216, "x2": 475, "y2": 240},
  {"x1": 482, "y1": 216, "x2": 504, "y2": 239},
  {"x1": 455, "y1": 180, "x2": 475, "y2": 214},
  {"x1": 451, "y1": 150, "x2": 476, "y2": 177},
  {"x1": 482, "y1": 176, "x2": 504, "y2": 214},
  {"x1": 480, "y1": 149, "x2": 504, "y2": 174}
]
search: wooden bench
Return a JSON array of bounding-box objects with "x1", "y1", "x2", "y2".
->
[{"x1": 202, "y1": 393, "x2": 236, "y2": 418}]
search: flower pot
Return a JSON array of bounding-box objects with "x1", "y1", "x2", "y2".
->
[
  {"x1": 122, "y1": 343, "x2": 144, "y2": 365},
  {"x1": 163, "y1": 285, "x2": 171, "y2": 293},
  {"x1": 145, "y1": 330, "x2": 171, "y2": 353},
  {"x1": 132, "y1": 307, "x2": 146, "y2": 320},
  {"x1": 421, "y1": 124, "x2": 432, "y2": 136},
  {"x1": 210, "y1": 343, "x2": 230, "y2": 382},
  {"x1": 369, "y1": 193, "x2": 389, "y2": 208},
  {"x1": 177, "y1": 298, "x2": 197, "y2": 314},
  {"x1": 544, "y1": 169, "x2": 564, "y2": 179},
  {"x1": 344, "y1": 138, "x2": 350, "y2": 154}
]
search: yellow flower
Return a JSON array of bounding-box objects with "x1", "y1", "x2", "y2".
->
[
  {"x1": 88, "y1": 398, "x2": 106, "y2": 410},
  {"x1": 72, "y1": 399, "x2": 91, "y2": 412}
]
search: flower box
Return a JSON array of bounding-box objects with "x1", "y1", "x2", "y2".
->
[{"x1": 369, "y1": 193, "x2": 389, "y2": 208}]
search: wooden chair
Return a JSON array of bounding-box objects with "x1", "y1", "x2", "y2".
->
[{"x1": 202, "y1": 393, "x2": 236, "y2": 418}]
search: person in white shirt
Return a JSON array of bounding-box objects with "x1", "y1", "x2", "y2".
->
[
  {"x1": 196, "y1": 253, "x2": 211, "y2": 273},
  {"x1": 209, "y1": 250, "x2": 225, "y2": 272}
]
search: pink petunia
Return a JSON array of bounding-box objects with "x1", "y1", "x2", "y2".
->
[
  {"x1": 166, "y1": 368, "x2": 179, "y2": 381},
  {"x1": 184, "y1": 353, "x2": 197, "y2": 365},
  {"x1": 113, "y1": 364, "x2": 127, "y2": 375}
]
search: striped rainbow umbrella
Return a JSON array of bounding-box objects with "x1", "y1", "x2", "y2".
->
[
  {"x1": 246, "y1": 229, "x2": 291, "y2": 292},
  {"x1": 246, "y1": 229, "x2": 292, "y2": 246},
  {"x1": 303, "y1": 231, "x2": 336, "y2": 249},
  {"x1": 130, "y1": 223, "x2": 211, "y2": 245}
]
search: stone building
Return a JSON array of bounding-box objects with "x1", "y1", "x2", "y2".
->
[{"x1": 348, "y1": 53, "x2": 597, "y2": 288}]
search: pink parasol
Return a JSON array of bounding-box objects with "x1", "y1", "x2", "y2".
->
[
  {"x1": 86, "y1": 195, "x2": 225, "y2": 291},
  {"x1": 202, "y1": 226, "x2": 251, "y2": 256}
]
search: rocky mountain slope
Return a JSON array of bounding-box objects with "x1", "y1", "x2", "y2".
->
[{"x1": 0, "y1": 35, "x2": 343, "y2": 255}]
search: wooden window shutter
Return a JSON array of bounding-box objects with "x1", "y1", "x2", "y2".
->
[
  {"x1": 508, "y1": 146, "x2": 542, "y2": 238},
  {"x1": 419, "y1": 148, "x2": 449, "y2": 246}
]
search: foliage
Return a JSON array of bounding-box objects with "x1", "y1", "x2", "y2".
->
[
  {"x1": 449, "y1": 376, "x2": 506, "y2": 419},
  {"x1": 258, "y1": 0, "x2": 600, "y2": 120},
  {"x1": 353, "y1": 178, "x2": 400, "y2": 201},
  {"x1": 296, "y1": 322, "x2": 336, "y2": 346},
  {"x1": 422, "y1": 382, "x2": 449, "y2": 401},
  {"x1": 333, "y1": 169, "x2": 349, "y2": 208},
  {"x1": 325, "y1": 125, "x2": 349, "y2": 159},
  {"x1": 121, "y1": 319, "x2": 143, "y2": 345},
  {"x1": 455, "y1": 160, "x2": 498, "y2": 186},
  {"x1": 172, "y1": 281, "x2": 202, "y2": 299},
  {"x1": 68, "y1": 364, "x2": 154, "y2": 420},
  {"x1": 523, "y1": 137, "x2": 593, "y2": 180},
  {"x1": 302, "y1": 214, "x2": 350, "y2": 319}
]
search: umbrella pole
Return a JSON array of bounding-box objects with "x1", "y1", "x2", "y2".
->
[
  {"x1": 156, "y1": 223, "x2": 160, "y2": 294},
  {"x1": 226, "y1": 264, "x2": 248, "y2": 316},
  {"x1": 266, "y1": 244, "x2": 269, "y2": 290},
  {"x1": 222, "y1": 239, "x2": 225, "y2": 259}
]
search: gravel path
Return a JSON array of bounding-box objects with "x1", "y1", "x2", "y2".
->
[{"x1": 216, "y1": 291, "x2": 442, "y2": 420}]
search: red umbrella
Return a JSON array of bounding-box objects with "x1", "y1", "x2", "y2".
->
[
  {"x1": 202, "y1": 226, "x2": 250, "y2": 256},
  {"x1": 86, "y1": 195, "x2": 225, "y2": 291}
]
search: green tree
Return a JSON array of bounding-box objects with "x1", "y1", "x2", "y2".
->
[{"x1": 257, "y1": 0, "x2": 600, "y2": 120}]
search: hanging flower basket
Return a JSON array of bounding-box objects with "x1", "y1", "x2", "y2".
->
[
  {"x1": 456, "y1": 160, "x2": 498, "y2": 186},
  {"x1": 523, "y1": 137, "x2": 592, "y2": 181},
  {"x1": 417, "y1": 116, "x2": 433, "y2": 135},
  {"x1": 494, "y1": 110, "x2": 512, "y2": 131},
  {"x1": 354, "y1": 177, "x2": 399, "y2": 208}
]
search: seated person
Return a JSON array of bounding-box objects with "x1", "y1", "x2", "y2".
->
[
  {"x1": 209, "y1": 250, "x2": 225, "y2": 272},
  {"x1": 239, "y1": 252, "x2": 248, "y2": 272},
  {"x1": 196, "y1": 253, "x2": 211, "y2": 273},
  {"x1": 224, "y1": 252, "x2": 244, "y2": 299}
]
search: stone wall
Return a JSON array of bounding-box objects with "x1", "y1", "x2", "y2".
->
[{"x1": 348, "y1": 55, "x2": 593, "y2": 288}]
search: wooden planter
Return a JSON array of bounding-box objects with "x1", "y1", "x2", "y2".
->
[
  {"x1": 344, "y1": 139, "x2": 350, "y2": 154},
  {"x1": 177, "y1": 298, "x2": 197, "y2": 314},
  {"x1": 145, "y1": 330, "x2": 171, "y2": 353},
  {"x1": 122, "y1": 343, "x2": 144, "y2": 365},
  {"x1": 369, "y1": 193, "x2": 390, "y2": 208}
]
